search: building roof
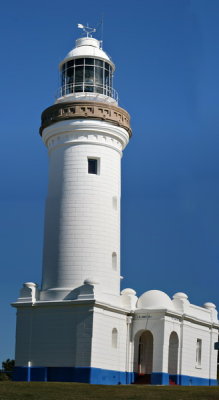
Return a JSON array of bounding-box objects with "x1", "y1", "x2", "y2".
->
[{"x1": 137, "y1": 289, "x2": 174, "y2": 310}]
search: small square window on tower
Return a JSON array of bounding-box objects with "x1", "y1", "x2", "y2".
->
[{"x1": 88, "y1": 158, "x2": 99, "y2": 174}]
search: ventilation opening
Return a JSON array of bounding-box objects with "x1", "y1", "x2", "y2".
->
[{"x1": 112, "y1": 252, "x2": 117, "y2": 270}]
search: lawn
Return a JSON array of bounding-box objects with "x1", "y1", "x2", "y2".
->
[{"x1": 0, "y1": 382, "x2": 219, "y2": 400}]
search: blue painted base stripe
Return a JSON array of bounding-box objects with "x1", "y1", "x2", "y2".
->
[
  {"x1": 13, "y1": 367, "x2": 218, "y2": 386},
  {"x1": 151, "y1": 372, "x2": 169, "y2": 385},
  {"x1": 13, "y1": 367, "x2": 135, "y2": 385},
  {"x1": 178, "y1": 374, "x2": 218, "y2": 386}
]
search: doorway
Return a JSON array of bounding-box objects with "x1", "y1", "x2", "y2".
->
[{"x1": 137, "y1": 330, "x2": 153, "y2": 384}]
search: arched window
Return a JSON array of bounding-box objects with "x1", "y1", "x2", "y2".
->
[
  {"x1": 112, "y1": 252, "x2": 117, "y2": 270},
  {"x1": 112, "y1": 328, "x2": 118, "y2": 348},
  {"x1": 196, "y1": 339, "x2": 202, "y2": 366},
  {"x1": 168, "y1": 332, "x2": 179, "y2": 375}
]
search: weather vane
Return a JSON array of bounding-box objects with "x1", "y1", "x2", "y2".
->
[{"x1": 77, "y1": 23, "x2": 96, "y2": 38}]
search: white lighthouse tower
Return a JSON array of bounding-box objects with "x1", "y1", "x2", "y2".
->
[
  {"x1": 39, "y1": 34, "x2": 131, "y2": 304},
  {"x1": 13, "y1": 28, "x2": 218, "y2": 385}
]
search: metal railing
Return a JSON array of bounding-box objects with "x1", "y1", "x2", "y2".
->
[{"x1": 57, "y1": 83, "x2": 118, "y2": 102}]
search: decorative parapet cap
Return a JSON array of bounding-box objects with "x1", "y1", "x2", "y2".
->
[
  {"x1": 16, "y1": 282, "x2": 39, "y2": 303},
  {"x1": 173, "y1": 292, "x2": 189, "y2": 300},
  {"x1": 40, "y1": 101, "x2": 132, "y2": 137},
  {"x1": 203, "y1": 302, "x2": 216, "y2": 310}
]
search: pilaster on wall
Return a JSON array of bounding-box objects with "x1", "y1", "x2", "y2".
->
[
  {"x1": 163, "y1": 316, "x2": 181, "y2": 375},
  {"x1": 210, "y1": 329, "x2": 218, "y2": 380},
  {"x1": 151, "y1": 319, "x2": 166, "y2": 373}
]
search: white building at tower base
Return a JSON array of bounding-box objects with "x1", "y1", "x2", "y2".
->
[
  {"x1": 12, "y1": 33, "x2": 219, "y2": 386},
  {"x1": 13, "y1": 286, "x2": 218, "y2": 385}
]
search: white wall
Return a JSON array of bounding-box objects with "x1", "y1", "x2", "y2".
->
[
  {"x1": 131, "y1": 311, "x2": 218, "y2": 381},
  {"x1": 180, "y1": 320, "x2": 216, "y2": 380},
  {"x1": 40, "y1": 120, "x2": 129, "y2": 301},
  {"x1": 15, "y1": 304, "x2": 93, "y2": 367},
  {"x1": 15, "y1": 301, "x2": 218, "y2": 383},
  {"x1": 91, "y1": 306, "x2": 128, "y2": 372}
]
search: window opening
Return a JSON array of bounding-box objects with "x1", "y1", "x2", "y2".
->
[
  {"x1": 112, "y1": 328, "x2": 118, "y2": 348},
  {"x1": 112, "y1": 252, "x2": 117, "y2": 270},
  {"x1": 88, "y1": 158, "x2": 98, "y2": 175},
  {"x1": 196, "y1": 339, "x2": 202, "y2": 366}
]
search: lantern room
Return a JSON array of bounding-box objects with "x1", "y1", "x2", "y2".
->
[{"x1": 58, "y1": 37, "x2": 117, "y2": 103}]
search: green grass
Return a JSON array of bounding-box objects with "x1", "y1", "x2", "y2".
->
[{"x1": 0, "y1": 382, "x2": 219, "y2": 400}]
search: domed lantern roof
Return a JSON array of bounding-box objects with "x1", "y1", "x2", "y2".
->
[{"x1": 59, "y1": 37, "x2": 115, "y2": 71}]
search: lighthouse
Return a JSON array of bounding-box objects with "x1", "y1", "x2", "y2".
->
[
  {"x1": 13, "y1": 27, "x2": 134, "y2": 384},
  {"x1": 13, "y1": 27, "x2": 218, "y2": 385},
  {"x1": 39, "y1": 32, "x2": 131, "y2": 304}
]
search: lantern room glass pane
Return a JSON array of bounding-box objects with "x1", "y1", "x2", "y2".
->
[
  {"x1": 85, "y1": 86, "x2": 94, "y2": 92},
  {"x1": 95, "y1": 86, "x2": 103, "y2": 94},
  {"x1": 85, "y1": 66, "x2": 94, "y2": 83},
  {"x1": 61, "y1": 71, "x2": 66, "y2": 87},
  {"x1": 75, "y1": 58, "x2": 84, "y2": 65},
  {"x1": 67, "y1": 60, "x2": 74, "y2": 68},
  {"x1": 95, "y1": 59, "x2": 103, "y2": 67},
  {"x1": 75, "y1": 85, "x2": 83, "y2": 92},
  {"x1": 105, "y1": 69, "x2": 109, "y2": 86},
  {"x1": 95, "y1": 67, "x2": 103, "y2": 85},
  {"x1": 85, "y1": 58, "x2": 94, "y2": 65},
  {"x1": 75, "y1": 66, "x2": 83, "y2": 83},
  {"x1": 66, "y1": 67, "x2": 74, "y2": 84}
]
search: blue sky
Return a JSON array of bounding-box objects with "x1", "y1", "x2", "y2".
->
[{"x1": 1, "y1": 0, "x2": 219, "y2": 363}]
